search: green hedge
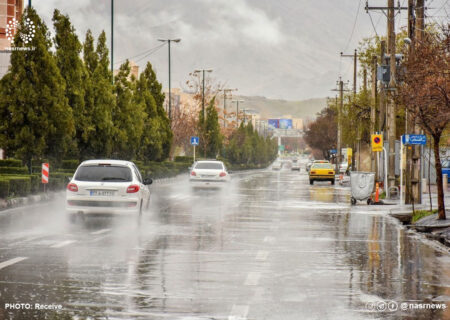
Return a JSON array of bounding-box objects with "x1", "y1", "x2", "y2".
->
[
  {"x1": 0, "y1": 166, "x2": 28, "y2": 174},
  {"x1": 61, "y1": 160, "x2": 79, "y2": 170},
  {"x1": 0, "y1": 180, "x2": 9, "y2": 198},
  {"x1": 174, "y1": 156, "x2": 193, "y2": 163},
  {"x1": 6, "y1": 176, "x2": 31, "y2": 197},
  {"x1": 0, "y1": 159, "x2": 22, "y2": 167}
]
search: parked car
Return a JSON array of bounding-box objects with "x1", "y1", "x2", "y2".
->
[
  {"x1": 272, "y1": 161, "x2": 282, "y2": 170},
  {"x1": 291, "y1": 159, "x2": 301, "y2": 171},
  {"x1": 189, "y1": 160, "x2": 231, "y2": 187},
  {"x1": 309, "y1": 162, "x2": 335, "y2": 185},
  {"x1": 66, "y1": 160, "x2": 152, "y2": 221},
  {"x1": 339, "y1": 162, "x2": 349, "y2": 175}
]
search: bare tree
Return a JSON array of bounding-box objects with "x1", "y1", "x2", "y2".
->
[{"x1": 397, "y1": 25, "x2": 450, "y2": 219}]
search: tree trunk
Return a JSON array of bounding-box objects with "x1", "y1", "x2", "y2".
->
[{"x1": 432, "y1": 134, "x2": 446, "y2": 220}]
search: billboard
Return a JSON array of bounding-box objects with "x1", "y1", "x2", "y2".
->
[
  {"x1": 279, "y1": 119, "x2": 293, "y2": 129},
  {"x1": 268, "y1": 119, "x2": 279, "y2": 130}
]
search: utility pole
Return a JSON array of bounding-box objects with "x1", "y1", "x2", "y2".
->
[
  {"x1": 340, "y1": 50, "x2": 358, "y2": 95},
  {"x1": 411, "y1": 0, "x2": 425, "y2": 204},
  {"x1": 111, "y1": 0, "x2": 114, "y2": 77},
  {"x1": 231, "y1": 100, "x2": 244, "y2": 128},
  {"x1": 338, "y1": 80, "x2": 343, "y2": 173},
  {"x1": 194, "y1": 69, "x2": 213, "y2": 121},
  {"x1": 222, "y1": 88, "x2": 237, "y2": 128},
  {"x1": 387, "y1": 0, "x2": 397, "y2": 193},
  {"x1": 371, "y1": 55, "x2": 378, "y2": 174},
  {"x1": 159, "y1": 39, "x2": 181, "y2": 120}
]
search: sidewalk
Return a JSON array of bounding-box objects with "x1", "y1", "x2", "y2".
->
[{"x1": 388, "y1": 188, "x2": 450, "y2": 247}]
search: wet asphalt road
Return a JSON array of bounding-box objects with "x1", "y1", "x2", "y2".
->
[{"x1": 0, "y1": 167, "x2": 449, "y2": 320}]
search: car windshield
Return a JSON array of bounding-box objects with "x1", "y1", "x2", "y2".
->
[
  {"x1": 75, "y1": 165, "x2": 132, "y2": 182},
  {"x1": 195, "y1": 162, "x2": 223, "y2": 170},
  {"x1": 312, "y1": 163, "x2": 333, "y2": 169}
]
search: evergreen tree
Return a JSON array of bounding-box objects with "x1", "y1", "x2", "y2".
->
[
  {"x1": 53, "y1": 9, "x2": 86, "y2": 159},
  {"x1": 112, "y1": 61, "x2": 145, "y2": 159},
  {"x1": 198, "y1": 98, "x2": 222, "y2": 158},
  {"x1": 82, "y1": 30, "x2": 114, "y2": 158},
  {"x1": 139, "y1": 62, "x2": 172, "y2": 160},
  {"x1": 135, "y1": 71, "x2": 164, "y2": 161},
  {"x1": 0, "y1": 7, "x2": 74, "y2": 166}
]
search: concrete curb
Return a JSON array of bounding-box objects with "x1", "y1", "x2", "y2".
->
[{"x1": 0, "y1": 191, "x2": 59, "y2": 212}]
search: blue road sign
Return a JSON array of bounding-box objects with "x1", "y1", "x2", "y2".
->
[
  {"x1": 330, "y1": 149, "x2": 337, "y2": 154},
  {"x1": 402, "y1": 134, "x2": 427, "y2": 145},
  {"x1": 190, "y1": 136, "x2": 199, "y2": 146}
]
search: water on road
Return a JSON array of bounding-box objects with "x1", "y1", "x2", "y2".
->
[{"x1": 0, "y1": 168, "x2": 449, "y2": 319}]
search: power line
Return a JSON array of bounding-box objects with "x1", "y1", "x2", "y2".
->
[
  {"x1": 343, "y1": 0, "x2": 362, "y2": 53},
  {"x1": 115, "y1": 43, "x2": 166, "y2": 65}
]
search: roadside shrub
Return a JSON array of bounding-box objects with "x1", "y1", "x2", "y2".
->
[
  {"x1": 0, "y1": 166, "x2": 29, "y2": 174},
  {"x1": 7, "y1": 176, "x2": 31, "y2": 197},
  {"x1": 30, "y1": 174, "x2": 41, "y2": 193},
  {"x1": 0, "y1": 159, "x2": 22, "y2": 167},
  {"x1": 174, "y1": 156, "x2": 193, "y2": 163},
  {"x1": 0, "y1": 179, "x2": 9, "y2": 198},
  {"x1": 61, "y1": 160, "x2": 79, "y2": 170}
]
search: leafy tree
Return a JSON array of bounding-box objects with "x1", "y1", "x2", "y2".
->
[
  {"x1": 81, "y1": 30, "x2": 115, "y2": 158},
  {"x1": 112, "y1": 60, "x2": 145, "y2": 159},
  {"x1": 53, "y1": 9, "x2": 86, "y2": 159},
  {"x1": 304, "y1": 107, "x2": 337, "y2": 159},
  {"x1": 0, "y1": 7, "x2": 74, "y2": 167}
]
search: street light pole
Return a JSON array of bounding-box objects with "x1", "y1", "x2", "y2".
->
[
  {"x1": 194, "y1": 69, "x2": 213, "y2": 121},
  {"x1": 111, "y1": 0, "x2": 114, "y2": 76},
  {"x1": 159, "y1": 38, "x2": 181, "y2": 121}
]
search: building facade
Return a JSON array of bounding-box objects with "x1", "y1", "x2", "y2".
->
[{"x1": 0, "y1": 0, "x2": 24, "y2": 78}]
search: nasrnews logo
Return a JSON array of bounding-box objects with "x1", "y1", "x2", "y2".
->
[
  {"x1": 6, "y1": 17, "x2": 36, "y2": 44},
  {"x1": 366, "y1": 300, "x2": 447, "y2": 312}
]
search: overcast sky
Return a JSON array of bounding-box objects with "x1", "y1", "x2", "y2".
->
[{"x1": 34, "y1": 0, "x2": 449, "y2": 101}]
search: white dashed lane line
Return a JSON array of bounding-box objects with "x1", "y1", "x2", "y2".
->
[
  {"x1": 0, "y1": 257, "x2": 28, "y2": 270},
  {"x1": 90, "y1": 229, "x2": 111, "y2": 235},
  {"x1": 244, "y1": 272, "x2": 261, "y2": 286},
  {"x1": 50, "y1": 240, "x2": 76, "y2": 248},
  {"x1": 229, "y1": 304, "x2": 249, "y2": 320},
  {"x1": 255, "y1": 250, "x2": 269, "y2": 261}
]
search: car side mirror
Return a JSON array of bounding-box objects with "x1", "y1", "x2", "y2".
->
[{"x1": 143, "y1": 178, "x2": 153, "y2": 185}]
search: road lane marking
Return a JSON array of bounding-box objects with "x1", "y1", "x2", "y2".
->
[
  {"x1": 0, "y1": 257, "x2": 28, "y2": 270},
  {"x1": 245, "y1": 272, "x2": 261, "y2": 286},
  {"x1": 90, "y1": 228, "x2": 111, "y2": 235},
  {"x1": 229, "y1": 304, "x2": 249, "y2": 320},
  {"x1": 263, "y1": 236, "x2": 275, "y2": 243},
  {"x1": 50, "y1": 240, "x2": 76, "y2": 248},
  {"x1": 255, "y1": 250, "x2": 269, "y2": 261}
]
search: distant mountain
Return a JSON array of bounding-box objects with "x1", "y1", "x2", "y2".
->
[{"x1": 232, "y1": 96, "x2": 327, "y2": 120}]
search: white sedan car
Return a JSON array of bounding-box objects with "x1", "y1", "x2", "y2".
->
[
  {"x1": 66, "y1": 160, "x2": 152, "y2": 221},
  {"x1": 189, "y1": 160, "x2": 231, "y2": 187}
]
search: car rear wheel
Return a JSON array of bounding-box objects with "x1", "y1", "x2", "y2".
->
[{"x1": 331, "y1": 180, "x2": 335, "y2": 185}]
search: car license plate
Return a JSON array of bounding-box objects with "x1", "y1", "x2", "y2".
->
[
  {"x1": 201, "y1": 175, "x2": 215, "y2": 178},
  {"x1": 90, "y1": 190, "x2": 115, "y2": 196}
]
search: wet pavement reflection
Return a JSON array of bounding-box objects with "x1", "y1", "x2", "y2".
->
[{"x1": 0, "y1": 168, "x2": 449, "y2": 319}]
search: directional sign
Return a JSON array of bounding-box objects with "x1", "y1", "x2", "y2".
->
[
  {"x1": 190, "y1": 136, "x2": 199, "y2": 146},
  {"x1": 402, "y1": 134, "x2": 426, "y2": 145},
  {"x1": 371, "y1": 134, "x2": 383, "y2": 152},
  {"x1": 330, "y1": 149, "x2": 337, "y2": 155}
]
